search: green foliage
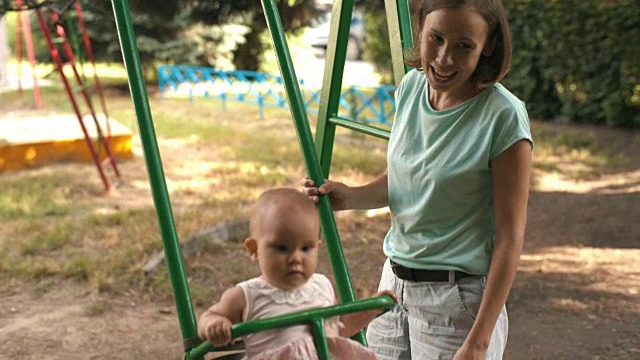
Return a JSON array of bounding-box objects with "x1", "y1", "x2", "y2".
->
[
  {"x1": 260, "y1": 28, "x2": 319, "y2": 76},
  {"x1": 355, "y1": 1, "x2": 395, "y2": 85},
  {"x1": 3, "y1": 1, "x2": 189, "y2": 68},
  {"x1": 78, "y1": 2, "x2": 191, "y2": 69},
  {"x1": 180, "y1": 23, "x2": 250, "y2": 70},
  {"x1": 161, "y1": 0, "x2": 321, "y2": 71},
  {"x1": 6, "y1": 1, "x2": 324, "y2": 76},
  {"x1": 503, "y1": 0, "x2": 640, "y2": 128},
  {"x1": 362, "y1": 10, "x2": 394, "y2": 85},
  {"x1": 3, "y1": 10, "x2": 51, "y2": 63},
  {"x1": 360, "y1": 0, "x2": 639, "y2": 128}
]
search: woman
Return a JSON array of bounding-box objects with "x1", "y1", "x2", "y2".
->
[{"x1": 303, "y1": 1, "x2": 533, "y2": 358}]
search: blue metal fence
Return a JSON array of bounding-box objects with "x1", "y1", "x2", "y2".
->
[{"x1": 157, "y1": 64, "x2": 395, "y2": 126}]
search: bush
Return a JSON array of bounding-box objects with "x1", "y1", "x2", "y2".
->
[
  {"x1": 503, "y1": 0, "x2": 640, "y2": 128},
  {"x1": 360, "y1": 0, "x2": 639, "y2": 128}
]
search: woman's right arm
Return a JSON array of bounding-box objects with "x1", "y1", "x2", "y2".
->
[{"x1": 302, "y1": 168, "x2": 389, "y2": 211}]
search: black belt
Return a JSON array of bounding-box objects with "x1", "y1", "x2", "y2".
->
[{"x1": 390, "y1": 260, "x2": 474, "y2": 283}]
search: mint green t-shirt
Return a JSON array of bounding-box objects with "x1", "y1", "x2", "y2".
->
[{"x1": 384, "y1": 69, "x2": 533, "y2": 275}]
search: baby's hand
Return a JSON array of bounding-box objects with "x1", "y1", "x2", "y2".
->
[
  {"x1": 198, "y1": 315, "x2": 234, "y2": 347},
  {"x1": 374, "y1": 289, "x2": 399, "y2": 305},
  {"x1": 364, "y1": 289, "x2": 399, "y2": 318}
]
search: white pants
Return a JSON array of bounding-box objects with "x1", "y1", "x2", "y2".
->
[{"x1": 366, "y1": 259, "x2": 508, "y2": 359}]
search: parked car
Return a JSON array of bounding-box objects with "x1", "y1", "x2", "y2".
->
[{"x1": 305, "y1": 11, "x2": 364, "y2": 60}]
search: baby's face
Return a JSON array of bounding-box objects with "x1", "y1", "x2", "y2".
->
[{"x1": 254, "y1": 216, "x2": 320, "y2": 290}]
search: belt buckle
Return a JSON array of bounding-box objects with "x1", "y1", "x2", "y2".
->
[{"x1": 448, "y1": 271, "x2": 455, "y2": 284}]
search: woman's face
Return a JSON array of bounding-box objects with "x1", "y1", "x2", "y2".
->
[{"x1": 420, "y1": 6, "x2": 490, "y2": 103}]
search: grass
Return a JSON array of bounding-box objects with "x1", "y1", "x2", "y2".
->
[
  {"x1": 0, "y1": 80, "x2": 388, "y2": 303},
  {"x1": 1, "y1": 73, "x2": 637, "y2": 305},
  {"x1": 84, "y1": 299, "x2": 111, "y2": 317},
  {"x1": 0, "y1": 172, "x2": 74, "y2": 218},
  {"x1": 530, "y1": 121, "x2": 632, "y2": 180}
]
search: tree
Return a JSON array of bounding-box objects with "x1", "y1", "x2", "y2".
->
[
  {"x1": 356, "y1": 0, "x2": 394, "y2": 84},
  {"x1": 73, "y1": 0, "x2": 322, "y2": 72},
  {"x1": 6, "y1": 0, "x2": 359, "y2": 72},
  {"x1": 185, "y1": 0, "x2": 321, "y2": 71}
]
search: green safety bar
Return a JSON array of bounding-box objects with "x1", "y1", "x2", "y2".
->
[
  {"x1": 329, "y1": 116, "x2": 390, "y2": 141},
  {"x1": 314, "y1": 0, "x2": 354, "y2": 177},
  {"x1": 260, "y1": 0, "x2": 372, "y2": 345},
  {"x1": 314, "y1": 0, "x2": 412, "y2": 177},
  {"x1": 110, "y1": 0, "x2": 201, "y2": 352},
  {"x1": 385, "y1": 0, "x2": 413, "y2": 87},
  {"x1": 110, "y1": 0, "x2": 406, "y2": 358},
  {"x1": 186, "y1": 295, "x2": 396, "y2": 360}
]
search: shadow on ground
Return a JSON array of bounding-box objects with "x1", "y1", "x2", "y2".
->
[{"x1": 506, "y1": 190, "x2": 639, "y2": 359}]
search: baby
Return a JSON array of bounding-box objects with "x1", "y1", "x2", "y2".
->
[{"x1": 198, "y1": 187, "x2": 397, "y2": 359}]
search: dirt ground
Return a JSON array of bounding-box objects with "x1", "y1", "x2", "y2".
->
[{"x1": 1, "y1": 122, "x2": 639, "y2": 360}]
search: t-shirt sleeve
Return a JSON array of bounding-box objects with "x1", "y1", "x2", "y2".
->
[
  {"x1": 489, "y1": 102, "x2": 534, "y2": 160},
  {"x1": 395, "y1": 69, "x2": 419, "y2": 103}
]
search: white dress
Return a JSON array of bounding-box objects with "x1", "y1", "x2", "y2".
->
[{"x1": 237, "y1": 274, "x2": 378, "y2": 360}]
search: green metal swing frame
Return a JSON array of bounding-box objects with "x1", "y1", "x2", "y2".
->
[{"x1": 109, "y1": 0, "x2": 413, "y2": 359}]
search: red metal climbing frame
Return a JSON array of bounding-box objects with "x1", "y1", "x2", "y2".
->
[{"x1": 33, "y1": 1, "x2": 121, "y2": 191}]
